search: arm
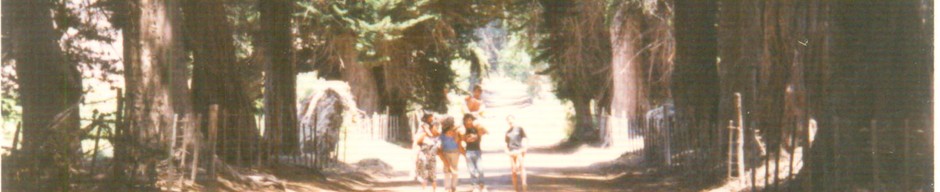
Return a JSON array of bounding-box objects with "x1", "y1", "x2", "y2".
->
[
  {"x1": 454, "y1": 135, "x2": 467, "y2": 155},
  {"x1": 504, "y1": 132, "x2": 511, "y2": 154},
  {"x1": 520, "y1": 128, "x2": 528, "y2": 155},
  {"x1": 462, "y1": 96, "x2": 472, "y2": 114},
  {"x1": 412, "y1": 133, "x2": 425, "y2": 150},
  {"x1": 456, "y1": 132, "x2": 466, "y2": 155},
  {"x1": 477, "y1": 123, "x2": 488, "y2": 136}
]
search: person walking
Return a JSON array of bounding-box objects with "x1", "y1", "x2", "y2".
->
[
  {"x1": 438, "y1": 116, "x2": 464, "y2": 192},
  {"x1": 504, "y1": 115, "x2": 528, "y2": 192},
  {"x1": 413, "y1": 117, "x2": 441, "y2": 191},
  {"x1": 462, "y1": 114, "x2": 488, "y2": 191},
  {"x1": 463, "y1": 85, "x2": 486, "y2": 118}
]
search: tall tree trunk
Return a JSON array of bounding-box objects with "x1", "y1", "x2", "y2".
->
[
  {"x1": 183, "y1": 0, "x2": 260, "y2": 163},
  {"x1": 8, "y1": 0, "x2": 83, "y2": 190},
  {"x1": 260, "y1": 0, "x2": 299, "y2": 159},
  {"x1": 609, "y1": 1, "x2": 645, "y2": 147},
  {"x1": 337, "y1": 33, "x2": 380, "y2": 114},
  {"x1": 673, "y1": 0, "x2": 719, "y2": 126},
  {"x1": 674, "y1": 0, "x2": 722, "y2": 180},
  {"x1": 120, "y1": 0, "x2": 191, "y2": 185},
  {"x1": 801, "y1": 1, "x2": 932, "y2": 190},
  {"x1": 570, "y1": 98, "x2": 597, "y2": 144},
  {"x1": 717, "y1": 0, "x2": 764, "y2": 168}
]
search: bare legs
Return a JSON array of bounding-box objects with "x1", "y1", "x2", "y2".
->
[
  {"x1": 443, "y1": 152, "x2": 460, "y2": 192},
  {"x1": 510, "y1": 153, "x2": 527, "y2": 192}
]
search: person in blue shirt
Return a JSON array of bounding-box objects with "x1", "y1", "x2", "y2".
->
[{"x1": 438, "y1": 116, "x2": 464, "y2": 192}]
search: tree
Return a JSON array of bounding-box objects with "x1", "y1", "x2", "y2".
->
[
  {"x1": 116, "y1": 0, "x2": 191, "y2": 184},
  {"x1": 6, "y1": 0, "x2": 83, "y2": 190},
  {"x1": 259, "y1": 0, "x2": 298, "y2": 160},
  {"x1": 608, "y1": 1, "x2": 646, "y2": 146},
  {"x1": 295, "y1": 0, "x2": 505, "y2": 143},
  {"x1": 183, "y1": 0, "x2": 260, "y2": 163},
  {"x1": 672, "y1": 0, "x2": 719, "y2": 127},
  {"x1": 801, "y1": 1, "x2": 932, "y2": 190},
  {"x1": 672, "y1": 0, "x2": 722, "y2": 179},
  {"x1": 534, "y1": 0, "x2": 611, "y2": 144}
]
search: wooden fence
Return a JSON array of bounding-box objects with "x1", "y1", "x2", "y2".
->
[{"x1": 594, "y1": 92, "x2": 932, "y2": 191}]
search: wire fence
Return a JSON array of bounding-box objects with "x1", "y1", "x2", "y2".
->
[{"x1": 6, "y1": 89, "x2": 931, "y2": 191}]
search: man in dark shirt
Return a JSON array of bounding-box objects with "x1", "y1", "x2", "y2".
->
[{"x1": 462, "y1": 114, "x2": 488, "y2": 191}]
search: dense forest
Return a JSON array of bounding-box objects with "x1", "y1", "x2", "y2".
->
[{"x1": 0, "y1": 0, "x2": 932, "y2": 191}]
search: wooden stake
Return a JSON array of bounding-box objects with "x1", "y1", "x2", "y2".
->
[
  {"x1": 189, "y1": 114, "x2": 201, "y2": 183},
  {"x1": 734, "y1": 93, "x2": 746, "y2": 187},
  {"x1": 904, "y1": 119, "x2": 911, "y2": 190},
  {"x1": 208, "y1": 105, "x2": 219, "y2": 184},
  {"x1": 256, "y1": 115, "x2": 262, "y2": 167},
  {"x1": 190, "y1": 137, "x2": 199, "y2": 183},
  {"x1": 90, "y1": 115, "x2": 103, "y2": 175},
  {"x1": 180, "y1": 115, "x2": 189, "y2": 168},
  {"x1": 728, "y1": 121, "x2": 734, "y2": 178},
  {"x1": 788, "y1": 118, "x2": 798, "y2": 181},
  {"x1": 871, "y1": 119, "x2": 879, "y2": 189},
  {"x1": 170, "y1": 114, "x2": 179, "y2": 158},
  {"x1": 12, "y1": 122, "x2": 21, "y2": 151}
]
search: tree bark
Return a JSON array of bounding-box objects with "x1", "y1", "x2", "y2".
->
[
  {"x1": 183, "y1": 0, "x2": 260, "y2": 163},
  {"x1": 119, "y1": 0, "x2": 192, "y2": 185},
  {"x1": 673, "y1": 0, "x2": 723, "y2": 180},
  {"x1": 8, "y1": 0, "x2": 83, "y2": 190},
  {"x1": 801, "y1": 1, "x2": 932, "y2": 190},
  {"x1": 673, "y1": 0, "x2": 719, "y2": 124},
  {"x1": 571, "y1": 98, "x2": 597, "y2": 144},
  {"x1": 609, "y1": 1, "x2": 645, "y2": 146},
  {"x1": 260, "y1": 0, "x2": 299, "y2": 159},
  {"x1": 337, "y1": 33, "x2": 381, "y2": 114}
]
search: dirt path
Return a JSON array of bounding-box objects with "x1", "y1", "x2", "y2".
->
[
  {"x1": 280, "y1": 79, "x2": 691, "y2": 191},
  {"x1": 362, "y1": 148, "x2": 687, "y2": 192}
]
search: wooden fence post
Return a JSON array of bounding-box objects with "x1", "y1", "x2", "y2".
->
[
  {"x1": 90, "y1": 114, "x2": 103, "y2": 175},
  {"x1": 788, "y1": 118, "x2": 798, "y2": 181},
  {"x1": 190, "y1": 133, "x2": 199, "y2": 183},
  {"x1": 732, "y1": 93, "x2": 745, "y2": 185},
  {"x1": 170, "y1": 114, "x2": 179, "y2": 158},
  {"x1": 179, "y1": 115, "x2": 188, "y2": 169},
  {"x1": 11, "y1": 122, "x2": 20, "y2": 151},
  {"x1": 903, "y1": 119, "x2": 911, "y2": 191},
  {"x1": 831, "y1": 117, "x2": 840, "y2": 191},
  {"x1": 871, "y1": 119, "x2": 879, "y2": 190},
  {"x1": 207, "y1": 105, "x2": 220, "y2": 185},
  {"x1": 255, "y1": 115, "x2": 262, "y2": 167},
  {"x1": 307, "y1": 111, "x2": 313, "y2": 168},
  {"x1": 727, "y1": 121, "x2": 734, "y2": 179},
  {"x1": 112, "y1": 88, "x2": 125, "y2": 182}
]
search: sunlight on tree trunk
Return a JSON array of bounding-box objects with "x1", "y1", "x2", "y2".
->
[{"x1": 121, "y1": 1, "x2": 192, "y2": 184}]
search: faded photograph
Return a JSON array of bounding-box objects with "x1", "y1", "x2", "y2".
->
[{"x1": 0, "y1": 0, "x2": 933, "y2": 191}]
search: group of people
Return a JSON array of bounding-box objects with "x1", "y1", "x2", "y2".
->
[{"x1": 412, "y1": 85, "x2": 528, "y2": 192}]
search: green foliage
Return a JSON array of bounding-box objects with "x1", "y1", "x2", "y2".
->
[
  {"x1": 528, "y1": 0, "x2": 612, "y2": 103},
  {"x1": 1, "y1": 96, "x2": 21, "y2": 122},
  {"x1": 295, "y1": 0, "x2": 510, "y2": 112},
  {"x1": 495, "y1": 33, "x2": 536, "y2": 82}
]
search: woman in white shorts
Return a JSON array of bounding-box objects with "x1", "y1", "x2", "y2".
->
[{"x1": 504, "y1": 115, "x2": 527, "y2": 192}]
